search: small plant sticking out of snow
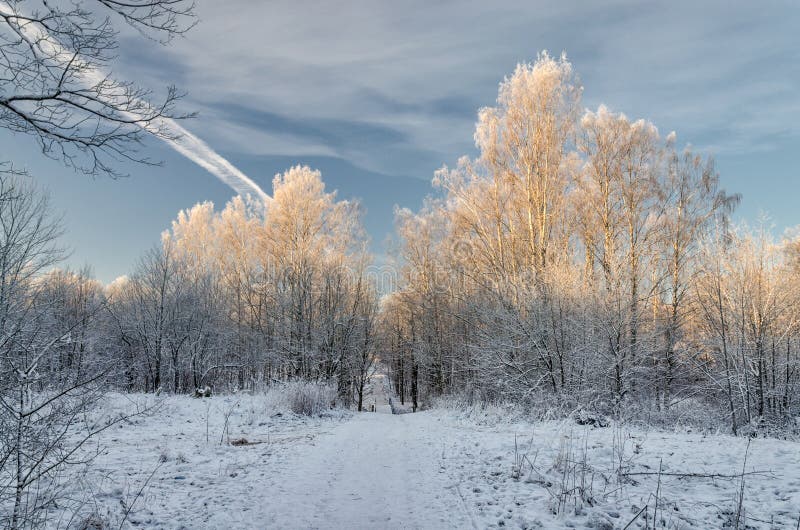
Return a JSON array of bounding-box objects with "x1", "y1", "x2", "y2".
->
[
  {"x1": 79, "y1": 512, "x2": 111, "y2": 530},
  {"x1": 511, "y1": 434, "x2": 536, "y2": 480}
]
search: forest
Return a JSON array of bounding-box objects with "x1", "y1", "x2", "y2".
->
[
  {"x1": 2, "y1": 0, "x2": 799, "y2": 527},
  {"x1": 383, "y1": 54, "x2": 798, "y2": 437},
  {"x1": 5, "y1": 53, "x2": 800, "y2": 435}
]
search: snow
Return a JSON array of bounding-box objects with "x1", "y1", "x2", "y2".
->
[
  {"x1": 435, "y1": 408, "x2": 800, "y2": 528},
  {"x1": 61, "y1": 393, "x2": 800, "y2": 528}
]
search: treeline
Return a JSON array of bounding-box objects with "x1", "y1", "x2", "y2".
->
[
  {"x1": 110, "y1": 166, "x2": 377, "y2": 408},
  {"x1": 0, "y1": 167, "x2": 378, "y2": 410},
  {"x1": 382, "y1": 53, "x2": 799, "y2": 433},
  {"x1": 4, "y1": 54, "x2": 800, "y2": 435}
]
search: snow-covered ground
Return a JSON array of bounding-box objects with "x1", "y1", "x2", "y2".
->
[
  {"x1": 62, "y1": 392, "x2": 800, "y2": 529},
  {"x1": 436, "y1": 406, "x2": 800, "y2": 528},
  {"x1": 67, "y1": 391, "x2": 351, "y2": 528}
]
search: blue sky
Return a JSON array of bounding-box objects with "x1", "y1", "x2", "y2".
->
[{"x1": 2, "y1": 0, "x2": 798, "y2": 283}]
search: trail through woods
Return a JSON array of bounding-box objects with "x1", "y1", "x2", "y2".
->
[
  {"x1": 79, "y1": 388, "x2": 800, "y2": 529},
  {"x1": 255, "y1": 372, "x2": 474, "y2": 528},
  {"x1": 257, "y1": 407, "x2": 475, "y2": 528}
]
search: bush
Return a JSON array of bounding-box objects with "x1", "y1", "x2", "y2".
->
[
  {"x1": 430, "y1": 390, "x2": 750, "y2": 436},
  {"x1": 264, "y1": 382, "x2": 337, "y2": 416}
]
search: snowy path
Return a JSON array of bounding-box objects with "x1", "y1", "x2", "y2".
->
[
  {"x1": 86, "y1": 395, "x2": 476, "y2": 529},
  {"x1": 259, "y1": 412, "x2": 475, "y2": 529},
  {"x1": 77, "y1": 394, "x2": 800, "y2": 529},
  {"x1": 363, "y1": 370, "x2": 393, "y2": 414}
]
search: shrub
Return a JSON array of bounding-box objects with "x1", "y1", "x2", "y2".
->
[{"x1": 264, "y1": 382, "x2": 337, "y2": 416}]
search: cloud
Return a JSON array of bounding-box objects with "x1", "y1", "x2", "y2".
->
[
  {"x1": 0, "y1": 0, "x2": 270, "y2": 203},
  {"x1": 9, "y1": 0, "x2": 800, "y2": 193},
  {"x1": 6, "y1": 0, "x2": 798, "y2": 283},
  {"x1": 111, "y1": 0, "x2": 798, "y2": 177}
]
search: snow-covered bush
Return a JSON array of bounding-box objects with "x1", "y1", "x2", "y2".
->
[
  {"x1": 429, "y1": 390, "x2": 754, "y2": 436},
  {"x1": 429, "y1": 394, "x2": 532, "y2": 425},
  {"x1": 430, "y1": 389, "x2": 603, "y2": 425},
  {"x1": 614, "y1": 397, "x2": 731, "y2": 434},
  {"x1": 263, "y1": 382, "x2": 337, "y2": 416}
]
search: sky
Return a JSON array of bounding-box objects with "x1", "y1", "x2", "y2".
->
[{"x1": 2, "y1": 0, "x2": 799, "y2": 283}]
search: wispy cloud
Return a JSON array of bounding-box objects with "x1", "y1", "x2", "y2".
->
[
  {"x1": 121, "y1": 0, "x2": 799, "y2": 176},
  {"x1": 4, "y1": 0, "x2": 798, "y2": 283},
  {"x1": 0, "y1": 0, "x2": 271, "y2": 203}
]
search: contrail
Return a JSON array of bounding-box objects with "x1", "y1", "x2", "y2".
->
[
  {"x1": 152, "y1": 118, "x2": 271, "y2": 204},
  {"x1": 0, "y1": 1, "x2": 271, "y2": 204}
]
